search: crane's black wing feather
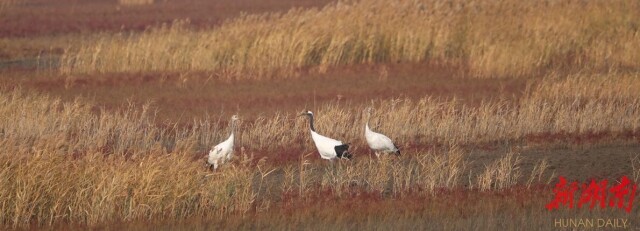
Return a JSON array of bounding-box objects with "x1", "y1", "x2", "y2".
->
[{"x1": 334, "y1": 144, "x2": 352, "y2": 159}]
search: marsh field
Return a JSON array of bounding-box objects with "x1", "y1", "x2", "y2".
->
[{"x1": 1, "y1": 0, "x2": 640, "y2": 230}]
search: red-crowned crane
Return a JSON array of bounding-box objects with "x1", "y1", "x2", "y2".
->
[
  {"x1": 364, "y1": 107, "x2": 400, "y2": 157},
  {"x1": 299, "y1": 110, "x2": 352, "y2": 160},
  {"x1": 207, "y1": 115, "x2": 239, "y2": 170}
]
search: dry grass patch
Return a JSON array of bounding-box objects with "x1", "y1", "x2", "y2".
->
[
  {"x1": 0, "y1": 82, "x2": 635, "y2": 228},
  {"x1": 0, "y1": 0, "x2": 24, "y2": 11},
  {"x1": 241, "y1": 73, "x2": 640, "y2": 152},
  {"x1": 118, "y1": 0, "x2": 154, "y2": 6},
  {"x1": 475, "y1": 151, "x2": 522, "y2": 191},
  {"x1": 2, "y1": 72, "x2": 639, "y2": 158},
  {"x1": 0, "y1": 148, "x2": 262, "y2": 228},
  {"x1": 60, "y1": 0, "x2": 640, "y2": 78},
  {"x1": 532, "y1": 72, "x2": 640, "y2": 101}
]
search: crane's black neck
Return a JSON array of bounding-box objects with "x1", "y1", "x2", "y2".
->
[{"x1": 306, "y1": 114, "x2": 315, "y2": 132}]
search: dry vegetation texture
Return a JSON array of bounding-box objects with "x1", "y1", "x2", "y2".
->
[
  {"x1": 118, "y1": 0, "x2": 154, "y2": 6},
  {"x1": 0, "y1": 90, "x2": 526, "y2": 228},
  {"x1": 59, "y1": 0, "x2": 640, "y2": 78},
  {"x1": 119, "y1": 193, "x2": 635, "y2": 231},
  {"x1": 0, "y1": 0, "x2": 23, "y2": 10},
  {"x1": 1, "y1": 72, "x2": 639, "y2": 227},
  {"x1": 0, "y1": 0, "x2": 334, "y2": 37},
  {"x1": 0, "y1": 90, "x2": 252, "y2": 227},
  {"x1": 3, "y1": 0, "x2": 640, "y2": 228},
  {"x1": 1, "y1": 72, "x2": 639, "y2": 155}
]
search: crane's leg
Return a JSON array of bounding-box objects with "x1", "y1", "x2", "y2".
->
[{"x1": 330, "y1": 158, "x2": 336, "y2": 175}]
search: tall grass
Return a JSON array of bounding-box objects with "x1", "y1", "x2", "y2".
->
[
  {"x1": 1, "y1": 72, "x2": 639, "y2": 227},
  {"x1": 242, "y1": 73, "x2": 640, "y2": 151},
  {"x1": 60, "y1": 0, "x2": 640, "y2": 78},
  {"x1": 314, "y1": 146, "x2": 465, "y2": 197},
  {"x1": 0, "y1": 90, "x2": 480, "y2": 228},
  {"x1": 0, "y1": 0, "x2": 23, "y2": 11},
  {"x1": 0, "y1": 149, "x2": 257, "y2": 227},
  {"x1": 3, "y1": 73, "x2": 639, "y2": 154},
  {"x1": 118, "y1": 0, "x2": 154, "y2": 6},
  {"x1": 533, "y1": 73, "x2": 640, "y2": 101},
  {"x1": 0, "y1": 90, "x2": 258, "y2": 228},
  {"x1": 475, "y1": 151, "x2": 522, "y2": 191}
]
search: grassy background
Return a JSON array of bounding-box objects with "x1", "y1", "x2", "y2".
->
[
  {"x1": 1, "y1": 0, "x2": 640, "y2": 229},
  {"x1": 57, "y1": 0, "x2": 640, "y2": 78}
]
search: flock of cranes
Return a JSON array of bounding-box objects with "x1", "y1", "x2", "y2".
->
[{"x1": 207, "y1": 108, "x2": 399, "y2": 170}]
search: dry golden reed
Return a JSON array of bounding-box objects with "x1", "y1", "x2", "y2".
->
[
  {"x1": 526, "y1": 158, "x2": 550, "y2": 189},
  {"x1": 533, "y1": 73, "x2": 640, "y2": 101},
  {"x1": 0, "y1": 89, "x2": 477, "y2": 228},
  {"x1": 242, "y1": 73, "x2": 640, "y2": 151},
  {"x1": 2, "y1": 73, "x2": 639, "y2": 154},
  {"x1": 0, "y1": 90, "x2": 259, "y2": 228},
  {"x1": 0, "y1": 149, "x2": 257, "y2": 227},
  {"x1": 118, "y1": 0, "x2": 154, "y2": 6},
  {"x1": 2, "y1": 71, "x2": 639, "y2": 227},
  {"x1": 0, "y1": 0, "x2": 23, "y2": 11},
  {"x1": 475, "y1": 151, "x2": 521, "y2": 191},
  {"x1": 315, "y1": 146, "x2": 465, "y2": 197},
  {"x1": 60, "y1": 0, "x2": 640, "y2": 78}
]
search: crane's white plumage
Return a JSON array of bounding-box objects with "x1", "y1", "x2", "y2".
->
[
  {"x1": 364, "y1": 108, "x2": 400, "y2": 157},
  {"x1": 310, "y1": 130, "x2": 344, "y2": 160},
  {"x1": 300, "y1": 111, "x2": 352, "y2": 160},
  {"x1": 208, "y1": 115, "x2": 239, "y2": 170}
]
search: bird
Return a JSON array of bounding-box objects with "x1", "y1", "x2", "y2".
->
[
  {"x1": 299, "y1": 110, "x2": 352, "y2": 161},
  {"x1": 207, "y1": 115, "x2": 239, "y2": 170},
  {"x1": 364, "y1": 107, "x2": 400, "y2": 157}
]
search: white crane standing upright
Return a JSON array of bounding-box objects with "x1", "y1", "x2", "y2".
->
[
  {"x1": 364, "y1": 107, "x2": 400, "y2": 157},
  {"x1": 299, "y1": 110, "x2": 352, "y2": 160},
  {"x1": 207, "y1": 115, "x2": 239, "y2": 170}
]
